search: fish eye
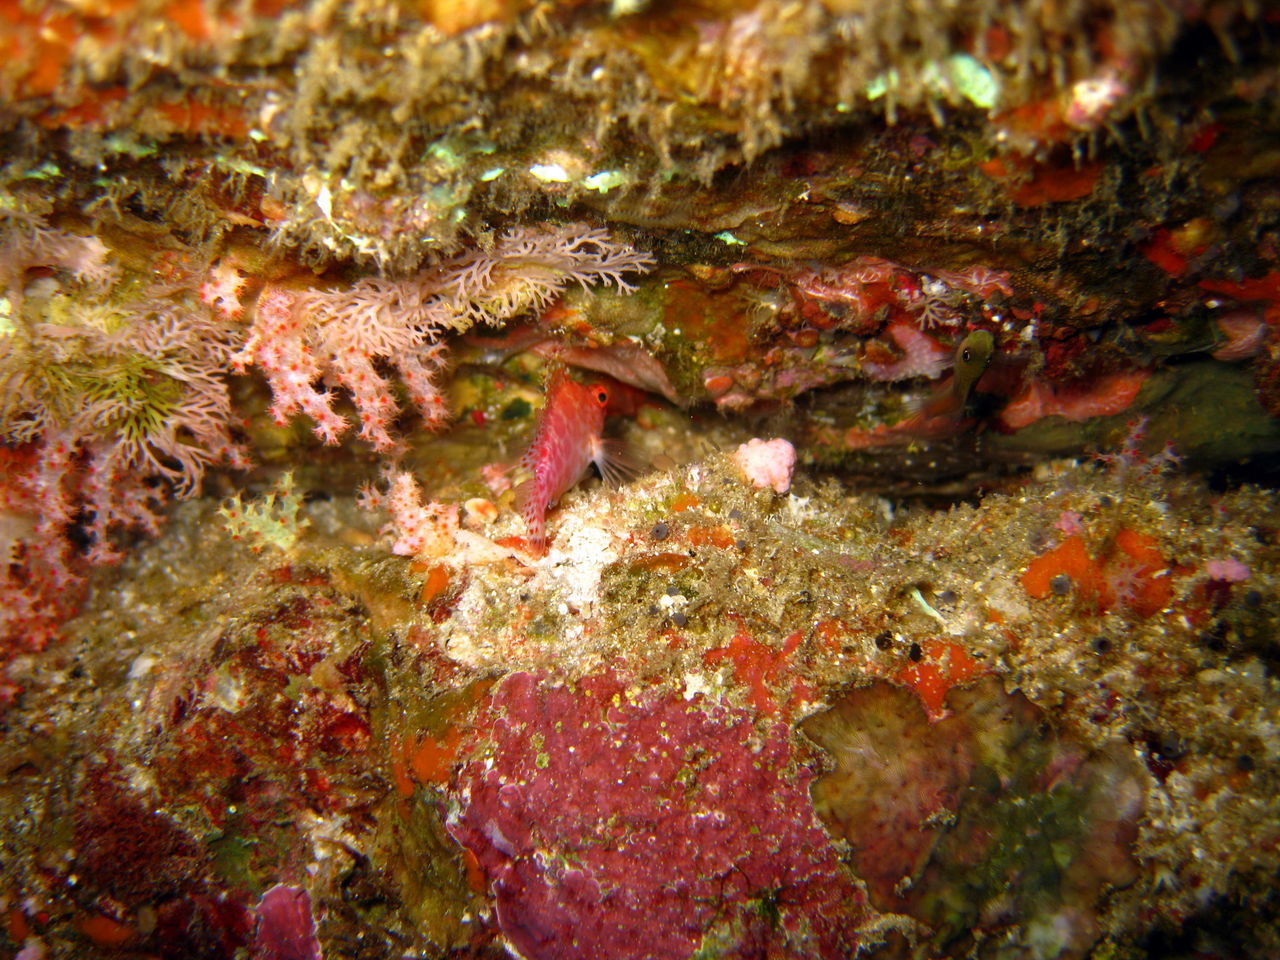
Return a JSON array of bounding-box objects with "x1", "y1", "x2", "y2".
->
[{"x1": 595, "y1": 388, "x2": 609, "y2": 405}]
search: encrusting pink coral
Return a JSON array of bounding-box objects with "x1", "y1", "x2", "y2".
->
[
  {"x1": 252, "y1": 885, "x2": 322, "y2": 960},
  {"x1": 448, "y1": 672, "x2": 868, "y2": 960},
  {"x1": 860, "y1": 319, "x2": 952, "y2": 382},
  {"x1": 1204, "y1": 557, "x2": 1249, "y2": 583}
]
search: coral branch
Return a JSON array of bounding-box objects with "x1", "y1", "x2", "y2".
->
[
  {"x1": 359, "y1": 472, "x2": 458, "y2": 558},
  {"x1": 1, "y1": 208, "x2": 245, "y2": 653},
  {"x1": 236, "y1": 223, "x2": 654, "y2": 450}
]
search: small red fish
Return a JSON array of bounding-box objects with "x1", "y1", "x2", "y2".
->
[{"x1": 516, "y1": 370, "x2": 631, "y2": 554}]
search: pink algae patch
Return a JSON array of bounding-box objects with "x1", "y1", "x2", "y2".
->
[
  {"x1": 448, "y1": 672, "x2": 867, "y2": 960},
  {"x1": 999, "y1": 369, "x2": 1149, "y2": 430}
]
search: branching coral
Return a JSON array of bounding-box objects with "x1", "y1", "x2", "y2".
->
[
  {"x1": 0, "y1": 209, "x2": 245, "y2": 653},
  {"x1": 218, "y1": 471, "x2": 308, "y2": 554},
  {"x1": 3, "y1": 295, "x2": 245, "y2": 543},
  {"x1": 358, "y1": 471, "x2": 458, "y2": 558},
  {"x1": 0, "y1": 207, "x2": 117, "y2": 308},
  {"x1": 235, "y1": 223, "x2": 654, "y2": 450},
  {"x1": 360, "y1": 471, "x2": 460, "y2": 560}
]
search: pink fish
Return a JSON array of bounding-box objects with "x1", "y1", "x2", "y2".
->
[{"x1": 516, "y1": 370, "x2": 631, "y2": 554}]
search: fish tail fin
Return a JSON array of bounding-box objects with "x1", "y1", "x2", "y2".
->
[{"x1": 513, "y1": 475, "x2": 532, "y2": 512}]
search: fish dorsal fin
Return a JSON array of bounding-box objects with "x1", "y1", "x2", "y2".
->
[{"x1": 542, "y1": 361, "x2": 571, "y2": 393}]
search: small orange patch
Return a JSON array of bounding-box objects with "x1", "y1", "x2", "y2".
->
[
  {"x1": 894, "y1": 640, "x2": 987, "y2": 719},
  {"x1": 36, "y1": 86, "x2": 127, "y2": 130},
  {"x1": 391, "y1": 738, "x2": 415, "y2": 798},
  {"x1": 418, "y1": 0, "x2": 509, "y2": 35},
  {"x1": 410, "y1": 728, "x2": 463, "y2": 785},
  {"x1": 462, "y1": 848, "x2": 488, "y2": 894},
  {"x1": 154, "y1": 98, "x2": 249, "y2": 138},
  {"x1": 670, "y1": 492, "x2": 701, "y2": 512},
  {"x1": 992, "y1": 101, "x2": 1070, "y2": 146},
  {"x1": 664, "y1": 279, "x2": 752, "y2": 364},
  {"x1": 704, "y1": 374, "x2": 735, "y2": 395},
  {"x1": 703, "y1": 628, "x2": 803, "y2": 716},
  {"x1": 6, "y1": 906, "x2": 31, "y2": 942},
  {"x1": 1111, "y1": 528, "x2": 1173, "y2": 617},
  {"x1": 19, "y1": 12, "x2": 78, "y2": 97},
  {"x1": 979, "y1": 156, "x2": 1012, "y2": 180},
  {"x1": 1011, "y1": 161, "x2": 1103, "y2": 206},
  {"x1": 1024, "y1": 529, "x2": 1173, "y2": 617},
  {"x1": 1141, "y1": 227, "x2": 1206, "y2": 278},
  {"x1": 687, "y1": 525, "x2": 735, "y2": 548},
  {"x1": 1021, "y1": 535, "x2": 1103, "y2": 601},
  {"x1": 418, "y1": 564, "x2": 451, "y2": 606},
  {"x1": 811, "y1": 619, "x2": 845, "y2": 649},
  {"x1": 629, "y1": 552, "x2": 692, "y2": 573},
  {"x1": 980, "y1": 147, "x2": 1103, "y2": 205},
  {"x1": 164, "y1": 0, "x2": 212, "y2": 40},
  {"x1": 982, "y1": 24, "x2": 1011, "y2": 60},
  {"x1": 1199, "y1": 270, "x2": 1280, "y2": 304},
  {"x1": 1114, "y1": 528, "x2": 1162, "y2": 568},
  {"x1": 77, "y1": 913, "x2": 136, "y2": 948}
]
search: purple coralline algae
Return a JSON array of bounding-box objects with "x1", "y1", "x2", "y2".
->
[
  {"x1": 253, "y1": 885, "x2": 323, "y2": 960},
  {"x1": 447, "y1": 671, "x2": 867, "y2": 960}
]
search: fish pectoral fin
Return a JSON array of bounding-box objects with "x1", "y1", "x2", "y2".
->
[
  {"x1": 595, "y1": 439, "x2": 643, "y2": 488},
  {"x1": 903, "y1": 378, "x2": 962, "y2": 420},
  {"x1": 513, "y1": 477, "x2": 536, "y2": 515}
]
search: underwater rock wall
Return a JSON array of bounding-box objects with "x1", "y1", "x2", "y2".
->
[{"x1": 3, "y1": 1, "x2": 1280, "y2": 958}]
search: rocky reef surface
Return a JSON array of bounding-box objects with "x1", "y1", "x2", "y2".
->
[
  {"x1": 5, "y1": 455, "x2": 1280, "y2": 958},
  {"x1": 2, "y1": 1, "x2": 1280, "y2": 958}
]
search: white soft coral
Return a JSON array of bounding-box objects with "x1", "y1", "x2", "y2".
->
[{"x1": 0, "y1": 209, "x2": 118, "y2": 305}]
